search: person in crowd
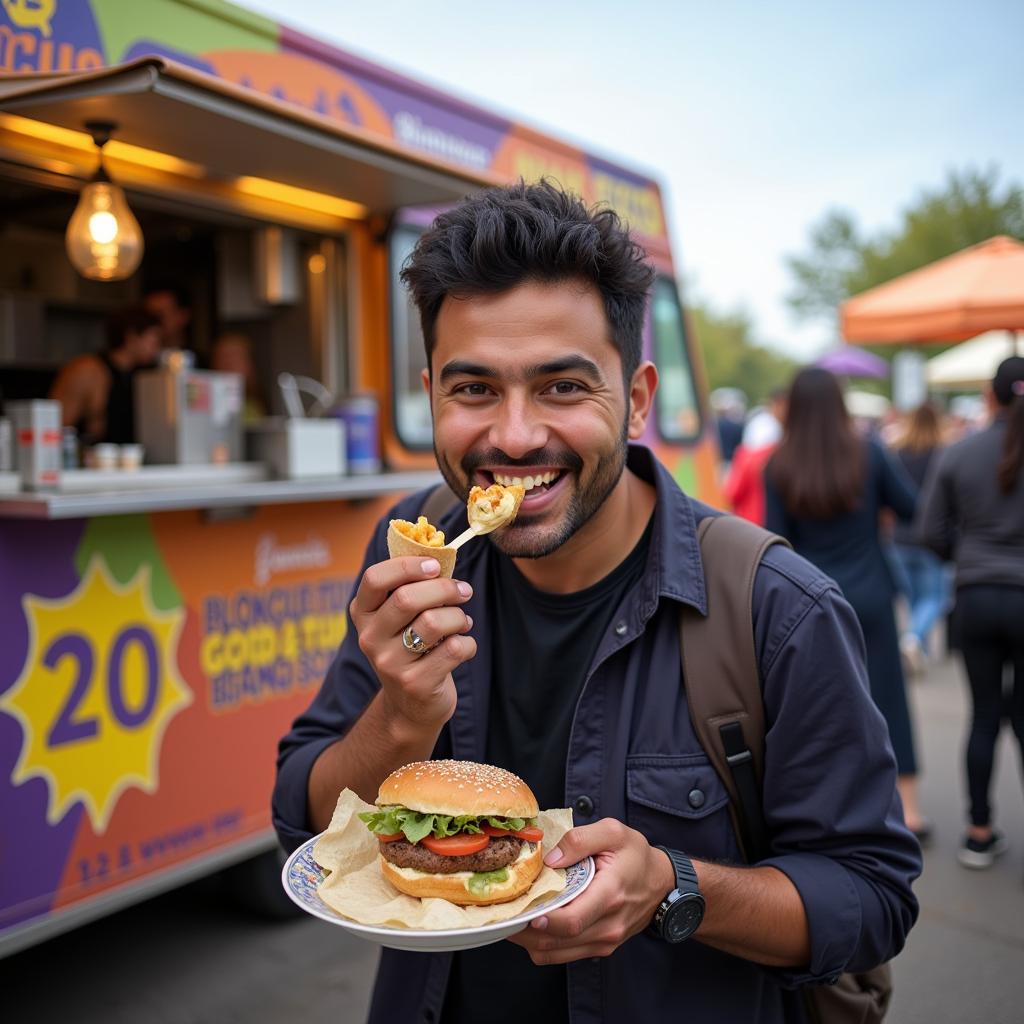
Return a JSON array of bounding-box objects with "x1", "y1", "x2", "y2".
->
[
  {"x1": 723, "y1": 390, "x2": 787, "y2": 526},
  {"x1": 890, "y1": 403, "x2": 949, "y2": 674},
  {"x1": 918, "y1": 356, "x2": 1024, "y2": 870},
  {"x1": 764, "y1": 368, "x2": 928, "y2": 840},
  {"x1": 272, "y1": 182, "x2": 919, "y2": 1024},
  {"x1": 211, "y1": 331, "x2": 267, "y2": 423},
  {"x1": 144, "y1": 283, "x2": 193, "y2": 353},
  {"x1": 711, "y1": 387, "x2": 746, "y2": 464},
  {"x1": 49, "y1": 306, "x2": 161, "y2": 446},
  {"x1": 741, "y1": 387, "x2": 786, "y2": 449}
]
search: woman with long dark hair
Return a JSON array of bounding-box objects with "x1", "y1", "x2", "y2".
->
[
  {"x1": 764, "y1": 368, "x2": 925, "y2": 835},
  {"x1": 919, "y1": 356, "x2": 1024, "y2": 869},
  {"x1": 892, "y1": 403, "x2": 949, "y2": 672}
]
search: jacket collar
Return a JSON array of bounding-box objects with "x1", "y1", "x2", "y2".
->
[{"x1": 627, "y1": 445, "x2": 708, "y2": 616}]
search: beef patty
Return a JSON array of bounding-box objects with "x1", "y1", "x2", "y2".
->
[{"x1": 379, "y1": 835, "x2": 526, "y2": 874}]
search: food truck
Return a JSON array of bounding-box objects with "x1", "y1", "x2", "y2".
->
[{"x1": 0, "y1": 0, "x2": 719, "y2": 955}]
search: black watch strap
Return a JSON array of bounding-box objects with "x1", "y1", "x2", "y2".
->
[
  {"x1": 650, "y1": 846, "x2": 704, "y2": 942},
  {"x1": 657, "y1": 846, "x2": 700, "y2": 893}
]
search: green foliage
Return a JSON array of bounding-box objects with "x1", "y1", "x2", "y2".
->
[
  {"x1": 689, "y1": 302, "x2": 799, "y2": 405},
  {"x1": 786, "y1": 167, "x2": 1024, "y2": 336}
]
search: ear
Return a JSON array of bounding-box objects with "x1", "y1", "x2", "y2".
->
[
  {"x1": 421, "y1": 367, "x2": 431, "y2": 396},
  {"x1": 627, "y1": 361, "x2": 658, "y2": 439}
]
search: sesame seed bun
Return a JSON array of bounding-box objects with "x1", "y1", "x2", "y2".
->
[
  {"x1": 376, "y1": 760, "x2": 539, "y2": 819},
  {"x1": 379, "y1": 841, "x2": 543, "y2": 906}
]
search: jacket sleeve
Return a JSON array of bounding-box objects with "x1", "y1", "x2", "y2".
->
[
  {"x1": 762, "y1": 467, "x2": 794, "y2": 540},
  {"x1": 875, "y1": 440, "x2": 917, "y2": 522},
  {"x1": 916, "y1": 448, "x2": 957, "y2": 560},
  {"x1": 754, "y1": 566, "x2": 921, "y2": 984},
  {"x1": 271, "y1": 505, "x2": 395, "y2": 852}
]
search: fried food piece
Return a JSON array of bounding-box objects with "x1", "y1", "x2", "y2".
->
[
  {"x1": 387, "y1": 515, "x2": 457, "y2": 578},
  {"x1": 391, "y1": 516, "x2": 446, "y2": 547},
  {"x1": 467, "y1": 484, "x2": 525, "y2": 534}
]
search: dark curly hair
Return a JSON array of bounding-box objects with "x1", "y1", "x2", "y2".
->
[{"x1": 400, "y1": 179, "x2": 655, "y2": 385}]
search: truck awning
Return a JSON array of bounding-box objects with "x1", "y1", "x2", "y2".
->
[{"x1": 0, "y1": 57, "x2": 498, "y2": 216}]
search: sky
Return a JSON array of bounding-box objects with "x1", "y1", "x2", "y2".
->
[{"x1": 250, "y1": 0, "x2": 1024, "y2": 359}]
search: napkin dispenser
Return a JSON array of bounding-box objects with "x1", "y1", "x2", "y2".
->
[{"x1": 247, "y1": 418, "x2": 346, "y2": 479}]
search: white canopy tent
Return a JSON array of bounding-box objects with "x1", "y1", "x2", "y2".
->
[{"x1": 926, "y1": 331, "x2": 1023, "y2": 390}]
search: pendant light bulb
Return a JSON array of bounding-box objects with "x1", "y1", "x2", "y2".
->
[{"x1": 65, "y1": 122, "x2": 144, "y2": 282}]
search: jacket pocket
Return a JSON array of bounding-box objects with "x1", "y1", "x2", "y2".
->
[{"x1": 625, "y1": 754, "x2": 741, "y2": 862}]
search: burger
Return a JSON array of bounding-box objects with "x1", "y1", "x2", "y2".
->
[{"x1": 358, "y1": 760, "x2": 545, "y2": 906}]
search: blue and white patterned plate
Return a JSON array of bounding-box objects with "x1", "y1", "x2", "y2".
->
[{"x1": 281, "y1": 835, "x2": 596, "y2": 952}]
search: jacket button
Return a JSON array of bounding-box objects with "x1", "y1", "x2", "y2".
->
[
  {"x1": 574, "y1": 795, "x2": 595, "y2": 817},
  {"x1": 687, "y1": 788, "x2": 705, "y2": 809},
  {"x1": 614, "y1": 620, "x2": 628, "y2": 636}
]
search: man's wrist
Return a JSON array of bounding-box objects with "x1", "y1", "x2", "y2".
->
[
  {"x1": 377, "y1": 693, "x2": 445, "y2": 750},
  {"x1": 647, "y1": 844, "x2": 679, "y2": 922}
]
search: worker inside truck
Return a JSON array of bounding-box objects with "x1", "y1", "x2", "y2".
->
[{"x1": 48, "y1": 305, "x2": 162, "y2": 446}]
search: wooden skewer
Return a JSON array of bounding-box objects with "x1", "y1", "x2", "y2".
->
[{"x1": 448, "y1": 524, "x2": 482, "y2": 551}]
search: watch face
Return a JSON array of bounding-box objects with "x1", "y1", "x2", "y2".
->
[{"x1": 665, "y1": 894, "x2": 705, "y2": 942}]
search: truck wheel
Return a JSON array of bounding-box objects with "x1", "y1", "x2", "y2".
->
[{"x1": 221, "y1": 847, "x2": 302, "y2": 920}]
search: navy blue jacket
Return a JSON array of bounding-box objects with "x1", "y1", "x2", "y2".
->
[{"x1": 273, "y1": 446, "x2": 920, "y2": 1024}]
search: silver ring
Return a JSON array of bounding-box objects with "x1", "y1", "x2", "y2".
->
[{"x1": 401, "y1": 625, "x2": 428, "y2": 655}]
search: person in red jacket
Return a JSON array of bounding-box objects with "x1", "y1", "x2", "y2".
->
[{"x1": 723, "y1": 440, "x2": 776, "y2": 525}]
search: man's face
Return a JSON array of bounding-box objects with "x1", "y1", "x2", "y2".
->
[
  {"x1": 426, "y1": 279, "x2": 641, "y2": 559},
  {"x1": 143, "y1": 291, "x2": 189, "y2": 347}
]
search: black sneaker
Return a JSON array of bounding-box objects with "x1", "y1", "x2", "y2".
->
[{"x1": 958, "y1": 831, "x2": 1008, "y2": 869}]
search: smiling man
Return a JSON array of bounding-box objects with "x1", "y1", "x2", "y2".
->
[{"x1": 272, "y1": 181, "x2": 920, "y2": 1024}]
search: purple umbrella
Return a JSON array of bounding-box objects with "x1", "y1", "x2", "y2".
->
[{"x1": 814, "y1": 346, "x2": 889, "y2": 378}]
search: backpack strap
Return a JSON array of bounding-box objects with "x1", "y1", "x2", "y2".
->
[
  {"x1": 419, "y1": 481, "x2": 462, "y2": 526},
  {"x1": 680, "y1": 514, "x2": 790, "y2": 863}
]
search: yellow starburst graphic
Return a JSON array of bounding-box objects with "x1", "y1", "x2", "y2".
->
[{"x1": 1, "y1": 556, "x2": 192, "y2": 833}]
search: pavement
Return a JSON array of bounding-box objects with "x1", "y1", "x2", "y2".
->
[
  {"x1": 2, "y1": 652, "x2": 1023, "y2": 1022},
  {"x1": 887, "y1": 651, "x2": 1024, "y2": 1024}
]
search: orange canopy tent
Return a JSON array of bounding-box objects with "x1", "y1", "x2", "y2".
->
[{"x1": 840, "y1": 235, "x2": 1024, "y2": 344}]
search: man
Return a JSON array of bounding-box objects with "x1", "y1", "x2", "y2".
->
[
  {"x1": 273, "y1": 182, "x2": 920, "y2": 1023},
  {"x1": 50, "y1": 306, "x2": 161, "y2": 445},
  {"x1": 143, "y1": 283, "x2": 192, "y2": 353}
]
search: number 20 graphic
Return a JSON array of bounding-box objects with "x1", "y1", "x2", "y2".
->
[{"x1": 43, "y1": 628, "x2": 160, "y2": 747}]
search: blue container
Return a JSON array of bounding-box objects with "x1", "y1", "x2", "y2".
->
[{"x1": 335, "y1": 394, "x2": 381, "y2": 474}]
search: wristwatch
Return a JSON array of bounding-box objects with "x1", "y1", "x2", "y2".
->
[{"x1": 650, "y1": 846, "x2": 705, "y2": 943}]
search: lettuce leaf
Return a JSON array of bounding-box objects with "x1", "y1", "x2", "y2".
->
[{"x1": 357, "y1": 806, "x2": 530, "y2": 844}]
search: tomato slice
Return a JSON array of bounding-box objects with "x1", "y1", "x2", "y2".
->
[
  {"x1": 512, "y1": 825, "x2": 544, "y2": 843},
  {"x1": 421, "y1": 833, "x2": 490, "y2": 856},
  {"x1": 376, "y1": 832, "x2": 405, "y2": 843},
  {"x1": 481, "y1": 824, "x2": 508, "y2": 837}
]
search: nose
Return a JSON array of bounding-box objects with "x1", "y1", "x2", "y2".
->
[{"x1": 488, "y1": 390, "x2": 548, "y2": 459}]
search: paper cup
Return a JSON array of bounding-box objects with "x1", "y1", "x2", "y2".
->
[
  {"x1": 386, "y1": 521, "x2": 457, "y2": 579},
  {"x1": 119, "y1": 443, "x2": 144, "y2": 471}
]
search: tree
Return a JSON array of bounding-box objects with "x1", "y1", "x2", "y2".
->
[
  {"x1": 786, "y1": 166, "x2": 1024, "y2": 336},
  {"x1": 688, "y1": 300, "x2": 798, "y2": 406}
]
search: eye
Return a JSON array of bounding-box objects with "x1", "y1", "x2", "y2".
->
[
  {"x1": 453, "y1": 382, "x2": 492, "y2": 397},
  {"x1": 547, "y1": 380, "x2": 584, "y2": 396}
]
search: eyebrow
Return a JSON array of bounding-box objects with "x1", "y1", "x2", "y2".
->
[{"x1": 438, "y1": 355, "x2": 606, "y2": 386}]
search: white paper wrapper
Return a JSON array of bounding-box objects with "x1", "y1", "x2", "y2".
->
[{"x1": 313, "y1": 789, "x2": 572, "y2": 930}]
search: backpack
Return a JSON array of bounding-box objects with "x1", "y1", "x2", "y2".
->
[{"x1": 681, "y1": 513, "x2": 893, "y2": 1024}]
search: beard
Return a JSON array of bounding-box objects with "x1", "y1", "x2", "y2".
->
[{"x1": 435, "y1": 420, "x2": 630, "y2": 559}]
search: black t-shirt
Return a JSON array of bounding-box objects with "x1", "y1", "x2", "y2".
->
[{"x1": 440, "y1": 517, "x2": 653, "y2": 1024}]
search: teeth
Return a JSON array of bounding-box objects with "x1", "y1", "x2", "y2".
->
[{"x1": 493, "y1": 471, "x2": 560, "y2": 491}]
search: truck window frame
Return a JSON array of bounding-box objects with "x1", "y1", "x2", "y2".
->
[
  {"x1": 651, "y1": 276, "x2": 703, "y2": 444},
  {"x1": 388, "y1": 222, "x2": 434, "y2": 452}
]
